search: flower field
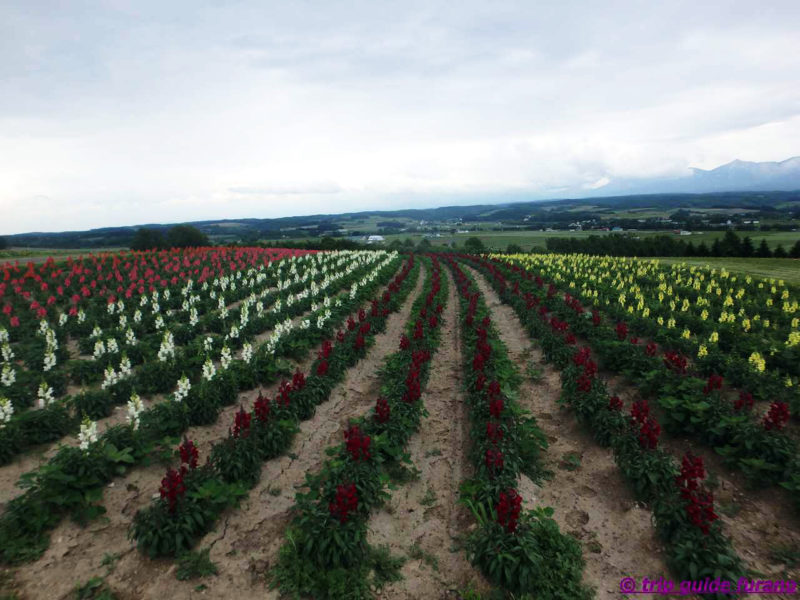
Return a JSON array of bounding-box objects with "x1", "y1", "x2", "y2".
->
[{"x1": 0, "y1": 247, "x2": 798, "y2": 599}]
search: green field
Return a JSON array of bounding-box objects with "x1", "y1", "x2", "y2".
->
[
  {"x1": 384, "y1": 229, "x2": 800, "y2": 252},
  {"x1": 644, "y1": 257, "x2": 800, "y2": 286}
]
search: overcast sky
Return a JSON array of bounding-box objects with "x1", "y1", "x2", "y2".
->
[{"x1": 2, "y1": 0, "x2": 799, "y2": 234}]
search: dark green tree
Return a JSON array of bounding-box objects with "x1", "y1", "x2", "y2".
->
[
  {"x1": 506, "y1": 243, "x2": 524, "y2": 254},
  {"x1": 740, "y1": 236, "x2": 755, "y2": 257},
  {"x1": 464, "y1": 236, "x2": 486, "y2": 254},
  {"x1": 417, "y1": 238, "x2": 432, "y2": 250},
  {"x1": 710, "y1": 239, "x2": 722, "y2": 257},
  {"x1": 167, "y1": 225, "x2": 210, "y2": 248},
  {"x1": 130, "y1": 228, "x2": 165, "y2": 251},
  {"x1": 720, "y1": 230, "x2": 742, "y2": 256},
  {"x1": 755, "y1": 239, "x2": 772, "y2": 258},
  {"x1": 773, "y1": 244, "x2": 788, "y2": 259},
  {"x1": 790, "y1": 240, "x2": 800, "y2": 259},
  {"x1": 0, "y1": 236, "x2": 7, "y2": 250},
  {"x1": 695, "y1": 242, "x2": 710, "y2": 257}
]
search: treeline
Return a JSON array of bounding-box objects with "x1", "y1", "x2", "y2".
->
[
  {"x1": 130, "y1": 225, "x2": 210, "y2": 250},
  {"x1": 545, "y1": 231, "x2": 800, "y2": 258}
]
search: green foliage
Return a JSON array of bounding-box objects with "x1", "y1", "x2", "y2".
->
[
  {"x1": 175, "y1": 548, "x2": 219, "y2": 581},
  {"x1": 466, "y1": 504, "x2": 592, "y2": 599}
]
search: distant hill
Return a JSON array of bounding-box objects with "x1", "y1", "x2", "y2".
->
[
  {"x1": 589, "y1": 157, "x2": 800, "y2": 196},
  {"x1": 3, "y1": 156, "x2": 799, "y2": 249}
]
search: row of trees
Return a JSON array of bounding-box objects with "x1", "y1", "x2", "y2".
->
[
  {"x1": 544, "y1": 231, "x2": 800, "y2": 258},
  {"x1": 129, "y1": 225, "x2": 210, "y2": 250}
]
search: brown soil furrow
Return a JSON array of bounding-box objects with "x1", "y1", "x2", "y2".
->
[
  {"x1": 466, "y1": 265, "x2": 671, "y2": 597},
  {"x1": 369, "y1": 267, "x2": 489, "y2": 600},
  {"x1": 9, "y1": 262, "x2": 424, "y2": 600}
]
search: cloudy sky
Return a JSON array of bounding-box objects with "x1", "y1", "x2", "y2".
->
[{"x1": 2, "y1": 0, "x2": 799, "y2": 234}]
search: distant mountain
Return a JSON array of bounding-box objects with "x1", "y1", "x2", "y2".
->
[{"x1": 592, "y1": 157, "x2": 800, "y2": 196}]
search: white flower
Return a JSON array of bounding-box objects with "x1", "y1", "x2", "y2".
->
[
  {"x1": 241, "y1": 342, "x2": 253, "y2": 363},
  {"x1": 227, "y1": 324, "x2": 240, "y2": 340},
  {"x1": 106, "y1": 338, "x2": 119, "y2": 354},
  {"x1": 101, "y1": 365, "x2": 118, "y2": 389},
  {"x1": 164, "y1": 289, "x2": 170, "y2": 301},
  {"x1": 107, "y1": 302, "x2": 116, "y2": 315},
  {"x1": 37, "y1": 382, "x2": 55, "y2": 408},
  {"x1": 58, "y1": 313, "x2": 69, "y2": 327},
  {"x1": 154, "y1": 314, "x2": 165, "y2": 330},
  {"x1": 118, "y1": 354, "x2": 132, "y2": 377},
  {"x1": 202, "y1": 358, "x2": 216, "y2": 381},
  {"x1": 204, "y1": 337, "x2": 214, "y2": 353},
  {"x1": 189, "y1": 307, "x2": 198, "y2": 327},
  {"x1": 77, "y1": 310, "x2": 86, "y2": 324},
  {"x1": 220, "y1": 345, "x2": 232, "y2": 370},
  {"x1": 43, "y1": 350, "x2": 57, "y2": 372},
  {"x1": 151, "y1": 302, "x2": 160, "y2": 315},
  {"x1": 300, "y1": 319, "x2": 310, "y2": 329},
  {"x1": 91, "y1": 325, "x2": 103, "y2": 339},
  {"x1": 0, "y1": 396, "x2": 13, "y2": 427},
  {"x1": 38, "y1": 320, "x2": 50, "y2": 335},
  {"x1": 218, "y1": 296, "x2": 226, "y2": 310},
  {"x1": 119, "y1": 314, "x2": 128, "y2": 329},
  {"x1": 78, "y1": 416, "x2": 98, "y2": 451},
  {"x1": 174, "y1": 374, "x2": 191, "y2": 402},
  {"x1": 125, "y1": 327, "x2": 137, "y2": 346},
  {"x1": 140, "y1": 295, "x2": 149, "y2": 307},
  {"x1": 1, "y1": 364, "x2": 16, "y2": 387},
  {"x1": 93, "y1": 340, "x2": 106, "y2": 360},
  {"x1": 133, "y1": 309, "x2": 142, "y2": 324},
  {"x1": 0, "y1": 328, "x2": 8, "y2": 344},
  {"x1": 157, "y1": 331, "x2": 175, "y2": 362},
  {"x1": 1, "y1": 343, "x2": 14, "y2": 363},
  {"x1": 126, "y1": 393, "x2": 143, "y2": 430}
]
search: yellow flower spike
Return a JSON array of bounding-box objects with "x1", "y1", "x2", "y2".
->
[{"x1": 697, "y1": 344, "x2": 708, "y2": 358}]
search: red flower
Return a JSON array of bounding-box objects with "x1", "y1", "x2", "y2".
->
[
  {"x1": 485, "y1": 447, "x2": 504, "y2": 475},
  {"x1": 734, "y1": 391, "x2": 753, "y2": 412},
  {"x1": 254, "y1": 393, "x2": 271, "y2": 422},
  {"x1": 233, "y1": 406, "x2": 252, "y2": 438},
  {"x1": 608, "y1": 396, "x2": 623, "y2": 411},
  {"x1": 329, "y1": 483, "x2": 358, "y2": 524},
  {"x1": 159, "y1": 467, "x2": 186, "y2": 513},
  {"x1": 486, "y1": 421, "x2": 504, "y2": 444},
  {"x1": 292, "y1": 370, "x2": 306, "y2": 391},
  {"x1": 318, "y1": 340, "x2": 333, "y2": 359},
  {"x1": 591, "y1": 310, "x2": 601, "y2": 327},
  {"x1": 616, "y1": 322, "x2": 628, "y2": 341},
  {"x1": 663, "y1": 351, "x2": 688, "y2": 375},
  {"x1": 316, "y1": 360, "x2": 329, "y2": 377},
  {"x1": 399, "y1": 334, "x2": 410, "y2": 350},
  {"x1": 353, "y1": 333, "x2": 365, "y2": 351},
  {"x1": 702, "y1": 374, "x2": 724, "y2": 395},
  {"x1": 358, "y1": 308, "x2": 366, "y2": 322},
  {"x1": 645, "y1": 342, "x2": 657, "y2": 357},
  {"x1": 347, "y1": 316, "x2": 356, "y2": 331},
  {"x1": 496, "y1": 488, "x2": 522, "y2": 533},
  {"x1": 489, "y1": 396, "x2": 504, "y2": 418},
  {"x1": 179, "y1": 437, "x2": 199, "y2": 469},
  {"x1": 344, "y1": 425, "x2": 371, "y2": 461},
  {"x1": 336, "y1": 330, "x2": 346, "y2": 343},
  {"x1": 676, "y1": 453, "x2": 717, "y2": 535},
  {"x1": 763, "y1": 402, "x2": 790, "y2": 431},
  {"x1": 374, "y1": 397, "x2": 390, "y2": 424},
  {"x1": 474, "y1": 373, "x2": 487, "y2": 392},
  {"x1": 413, "y1": 319, "x2": 424, "y2": 340}
]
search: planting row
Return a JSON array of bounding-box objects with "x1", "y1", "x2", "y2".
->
[
  {"x1": 271, "y1": 255, "x2": 447, "y2": 597},
  {"x1": 444, "y1": 255, "x2": 592, "y2": 599}
]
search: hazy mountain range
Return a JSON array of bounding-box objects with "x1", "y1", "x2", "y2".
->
[{"x1": 586, "y1": 157, "x2": 800, "y2": 196}]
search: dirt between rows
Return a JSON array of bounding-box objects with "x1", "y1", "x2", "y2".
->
[
  {"x1": 465, "y1": 265, "x2": 671, "y2": 599},
  {"x1": 5, "y1": 262, "x2": 424, "y2": 600},
  {"x1": 369, "y1": 266, "x2": 489, "y2": 600}
]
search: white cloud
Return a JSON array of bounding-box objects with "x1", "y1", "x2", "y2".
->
[{"x1": 0, "y1": 0, "x2": 798, "y2": 234}]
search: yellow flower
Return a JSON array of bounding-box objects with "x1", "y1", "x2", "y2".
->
[
  {"x1": 681, "y1": 328, "x2": 691, "y2": 339},
  {"x1": 700, "y1": 309, "x2": 708, "y2": 321},
  {"x1": 667, "y1": 318, "x2": 676, "y2": 329},
  {"x1": 787, "y1": 331, "x2": 800, "y2": 348},
  {"x1": 748, "y1": 352, "x2": 766, "y2": 372},
  {"x1": 787, "y1": 377, "x2": 794, "y2": 388},
  {"x1": 709, "y1": 331, "x2": 719, "y2": 343},
  {"x1": 697, "y1": 344, "x2": 708, "y2": 358},
  {"x1": 657, "y1": 316, "x2": 664, "y2": 326},
  {"x1": 742, "y1": 319, "x2": 751, "y2": 332}
]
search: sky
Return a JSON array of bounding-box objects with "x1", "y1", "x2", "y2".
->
[{"x1": 2, "y1": 0, "x2": 799, "y2": 234}]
